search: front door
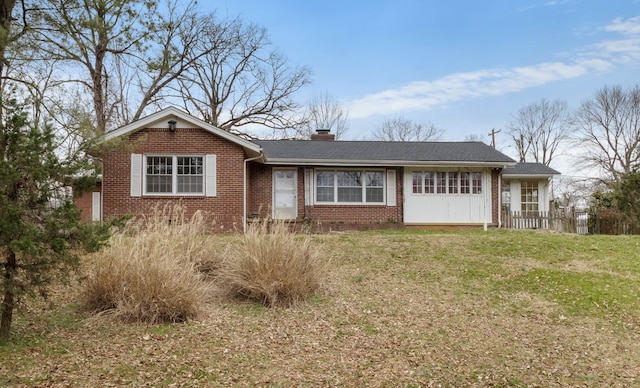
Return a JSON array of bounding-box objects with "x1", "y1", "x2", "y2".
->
[{"x1": 273, "y1": 169, "x2": 297, "y2": 219}]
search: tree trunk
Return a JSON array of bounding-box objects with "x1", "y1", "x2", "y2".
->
[{"x1": 0, "y1": 249, "x2": 17, "y2": 340}]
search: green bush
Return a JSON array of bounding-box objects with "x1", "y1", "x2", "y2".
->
[{"x1": 217, "y1": 220, "x2": 326, "y2": 307}]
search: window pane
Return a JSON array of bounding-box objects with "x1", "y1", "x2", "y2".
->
[
  {"x1": 316, "y1": 187, "x2": 334, "y2": 202},
  {"x1": 316, "y1": 171, "x2": 334, "y2": 202},
  {"x1": 338, "y1": 187, "x2": 362, "y2": 202},
  {"x1": 146, "y1": 176, "x2": 172, "y2": 193},
  {"x1": 521, "y1": 181, "x2": 538, "y2": 214},
  {"x1": 412, "y1": 172, "x2": 422, "y2": 194},
  {"x1": 425, "y1": 172, "x2": 434, "y2": 193},
  {"x1": 449, "y1": 172, "x2": 459, "y2": 194},
  {"x1": 177, "y1": 176, "x2": 203, "y2": 193},
  {"x1": 366, "y1": 172, "x2": 383, "y2": 187},
  {"x1": 460, "y1": 172, "x2": 470, "y2": 194},
  {"x1": 176, "y1": 156, "x2": 203, "y2": 193},
  {"x1": 146, "y1": 156, "x2": 173, "y2": 193},
  {"x1": 436, "y1": 172, "x2": 447, "y2": 193},
  {"x1": 337, "y1": 172, "x2": 362, "y2": 202},
  {"x1": 365, "y1": 172, "x2": 384, "y2": 202},
  {"x1": 316, "y1": 171, "x2": 334, "y2": 187},
  {"x1": 366, "y1": 187, "x2": 384, "y2": 202},
  {"x1": 337, "y1": 171, "x2": 361, "y2": 187},
  {"x1": 472, "y1": 172, "x2": 482, "y2": 194}
]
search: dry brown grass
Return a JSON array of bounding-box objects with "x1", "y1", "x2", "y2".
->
[
  {"x1": 82, "y1": 204, "x2": 215, "y2": 323},
  {"x1": 3, "y1": 230, "x2": 640, "y2": 387},
  {"x1": 216, "y1": 219, "x2": 327, "y2": 307}
]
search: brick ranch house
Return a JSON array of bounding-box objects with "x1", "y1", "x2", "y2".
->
[{"x1": 75, "y1": 107, "x2": 558, "y2": 232}]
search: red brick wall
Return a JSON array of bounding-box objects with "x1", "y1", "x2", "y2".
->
[
  {"x1": 492, "y1": 168, "x2": 500, "y2": 225},
  {"x1": 74, "y1": 182, "x2": 101, "y2": 222},
  {"x1": 248, "y1": 165, "x2": 403, "y2": 225},
  {"x1": 102, "y1": 128, "x2": 247, "y2": 232}
]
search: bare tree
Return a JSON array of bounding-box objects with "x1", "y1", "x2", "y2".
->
[
  {"x1": 574, "y1": 84, "x2": 640, "y2": 181},
  {"x1": 372, "y1": 116, "x2": 443, "y2": 142},
  {"x1": 464, "y1": 133, "x2": 488, "y2": 143},
  {"x1": 298, "y1": 91, "x2": 349, "y2": 139},
  {"x1": 172, "y1": 15, "x2": 311, "y2": 133},
  {"x1": 30, "y1": 0, "x2": 213, "y2": 133},
  {"x1": 508, "y1": 99, "x2": 571, "y2": 166}
]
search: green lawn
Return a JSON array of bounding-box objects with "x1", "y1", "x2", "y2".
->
[{"x1": 2, "y1": 229, "x2": 639, "y2": 387}]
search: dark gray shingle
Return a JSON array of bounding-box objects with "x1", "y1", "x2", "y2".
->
[
  {"x1": 503, "y1": 162, "x2": 560, "y2": 176},
  {"x1": 255, "y1": 140, "x2": 516, "y2": 164}
]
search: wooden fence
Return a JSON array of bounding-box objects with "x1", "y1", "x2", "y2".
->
[
  {"x1": 589, "y1": 210, "x2": 640, "y2": 235},
  {"x1": 502, "y1": 209, "x2": 589, "y2": 234}
]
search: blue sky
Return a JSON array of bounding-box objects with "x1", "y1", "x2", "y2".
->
[{"x1": 211, "y1": 1, "x2": 639, "y2": 169}]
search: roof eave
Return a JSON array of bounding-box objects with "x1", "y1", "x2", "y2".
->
[
  {"x1": 261, "y1": 158, "x2": 517, "y2": 168},
  {"x1": 103, "y1": 107, "x2": 262, "y2": 154},
  {"x1": 503, "y1": 174, "x2": 558, "y2": 179}
]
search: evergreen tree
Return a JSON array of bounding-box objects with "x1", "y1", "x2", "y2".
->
[{"x1": 0, "y1": 96, "x2": 106, "y2": 340}]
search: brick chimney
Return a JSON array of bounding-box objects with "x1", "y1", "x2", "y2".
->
[{"x1": 310, "y1": 128, "x2": 335, "y2": 141}]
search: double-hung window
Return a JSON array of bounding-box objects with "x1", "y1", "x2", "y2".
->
[
  {"x1": 315, "y1": 170, "x2": 385, "y2": 204},
  {"x1": 145, "y1": 156, "x2": 204, "y2": 195}
]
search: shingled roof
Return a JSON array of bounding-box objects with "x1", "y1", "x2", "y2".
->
[
  {"x1": 255, "y1": 140, "x2": 516, "y2": 167},
  {"x1": 503, "y1": 162, "x2": 560, "y2": 177}
]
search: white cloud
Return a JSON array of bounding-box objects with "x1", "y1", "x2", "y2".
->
[
  {"x1": 604, "y1": 16, "x2": 640, "y2": 35},
  {"x1": 346, "y1": 60, "x2": 611, "y2": 119},
  {"x1": 346, "y1": 16, "x2": 637, "y2": 120}
]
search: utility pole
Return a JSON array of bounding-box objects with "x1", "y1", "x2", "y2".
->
[{"x1": 488, "y1": 128, "x2": 501, "y2": 149}]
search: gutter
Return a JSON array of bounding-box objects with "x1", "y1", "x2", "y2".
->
[
  {"x1": 243, "y1": 153, "x2": 264, "y2": 233},
  {"x1": 261, "y1": 159, "x2": 517, "y2": 168}
]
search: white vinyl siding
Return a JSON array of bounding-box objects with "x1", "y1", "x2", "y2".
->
[{"x1": 404, "y1": 168, "x2": 492, "y2": 224}]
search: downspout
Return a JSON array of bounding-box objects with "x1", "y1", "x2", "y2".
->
[
  {"x1": 100, "y1": 174, "x2": 104, "y2": 225},
  {"x1": 243, "y1": 154, "x2": 264, "y2": 233},
  {"x1": 498, "y1": 167, "x2": 503, "y2": 229}
]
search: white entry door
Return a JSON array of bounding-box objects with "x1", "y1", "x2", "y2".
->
[{"x1": 273, "y1": 169, "x2": 297, "y2": 219}]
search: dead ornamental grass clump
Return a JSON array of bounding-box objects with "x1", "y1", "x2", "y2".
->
[
  {"x1": 83, "y1": 205, "x2": 216, "y2": 323},
  {"x1": 217, "y1": 220, "x2": 327, "y2": 308}
]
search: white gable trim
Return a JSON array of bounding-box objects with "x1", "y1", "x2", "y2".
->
[{"x1": 104, "y1": 107, "x2": 261, "y2": 155}]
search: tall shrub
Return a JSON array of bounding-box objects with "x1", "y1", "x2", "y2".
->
[
  {"x1": 217, "y1": 220, "x2": 326, "y2": 307},
  {"x1": 83, "y1": 205, "x2": 215, "y2": 323}
]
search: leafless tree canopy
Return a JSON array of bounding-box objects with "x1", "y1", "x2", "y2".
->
[
  {"x1": 3, "y1": 0, "x2": 311, "y2": 138},
  {"x1": 372, "y1": 116, "x2": 443, "y2": 142},
  {"x1": 464, "y1": 133, "x2": 488, "y2": 144},
  {"x1": 171, "y1": 15, "x2": 311, "y2": 132},
  {"x1": 573, "y1": 84, "x2": 640, "y2": 181},
  {"x1": 508, "y1": 99, "x2": 571, "y2": 166},
  {"x1": 298, "y1": 91, "x2": 349, "y2": 139}
]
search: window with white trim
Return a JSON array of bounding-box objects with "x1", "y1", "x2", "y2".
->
[
  {"x1": 412, "y1": 171, "x2": 483, "y2": 195},
  {"x1": 521, "y1": 181, "x2": 539, "y2": 215},
  {"x1": 315, "y1": 170, "x2": 385, "y2": 204},
  {"x1": 145, "y1": 156, "x2": 204, "y2": 195}
]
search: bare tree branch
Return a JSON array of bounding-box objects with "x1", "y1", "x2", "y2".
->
[
  {"x1": 171, "y1": 15, "x2": 311, "y2": 133},
  {"x1": 298, "y1": 91, "x2": 349, "y2": 139},
  {"x1": 508, "y1": 98, "x2": 571, "y2": 166},
  {"x1": 574, "y1": 84, "x2": 640, "y2": 182},
  {"x1": 372, "y1": 116, "x2": 444, "y2": 142}
]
